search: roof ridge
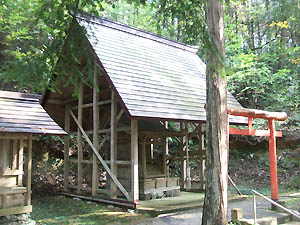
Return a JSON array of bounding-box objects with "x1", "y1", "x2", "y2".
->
[{"x1": 76, "y1": 12, "x2": 199, "y2": 53}]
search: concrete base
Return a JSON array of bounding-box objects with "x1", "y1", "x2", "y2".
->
[{"x1": 137, "y1": 192, "x2": 247, "y2": 217}]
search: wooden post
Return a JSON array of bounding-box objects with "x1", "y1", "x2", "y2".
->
[
  {"x1": 180, "y1": 123, "x2": 186, "y2": 189},
  {"x1": 165, "y1": 121, "x2": 169, "y2": 177},
  {"x1": 131, "y1": 120, "x2": 139, "y2": 203},
  {"x1": 1, "y1": 140, "x2": 9, "y2": 171},
  {"x1": 18, "y1": 138, "x2": 24, "y2": 186},
  {"x1": 163, "y1": 139, "x2": 167, "y2": 177},
  {"x1": 92, "y1": 64, "x2": 100, "y2": 196},
  {"x1": 110, "y1": 91, "x2": 118, "y2": 198},
  {"x1": 27, "y1": 135, "x2": 32, "y2": 206},
  {"x1": 77, "y1": 81, "x2": 84, "y2": 193},
  {"x1": 64, "y1": 104, "x2": 70, "y2": 191},
  {"x1": 185, "y1": 123, "x2": 191, "y2": 190},
  {"x1": 199, "y1": 123, "x2": 205, "y2": 191},
  {"x1": 12, "y1": 140, "x2": 18, "y2": 170},
  {"x1": 142, "y1": 140, "x2": 146, "y2": 178},
  {"x1": 268, "y1": 119, "x2": 278, "y2": 200}
]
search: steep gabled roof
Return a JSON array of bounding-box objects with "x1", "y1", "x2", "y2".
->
[
  {"x1": 76, "y1": 13, "x2": 245, "y2": 123},
  {"x1": 0, "y1": 91, "x2": 66, "y2": 135}
]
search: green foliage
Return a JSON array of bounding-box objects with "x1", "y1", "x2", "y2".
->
[
  {"x1": 0, "y1": 0, "x2": 299, "y2": 122},
  {"x1": 224, "y1": 0, "x2": 300, "y2": 127}
]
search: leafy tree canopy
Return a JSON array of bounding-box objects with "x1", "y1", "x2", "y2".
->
[{"x1": 0, "y1": 0, "x2": 299, "y2": 125}]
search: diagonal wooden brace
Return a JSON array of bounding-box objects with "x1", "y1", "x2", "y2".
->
[{"x1": 69, "y1": 109, "x2": 130, "y2": 200}]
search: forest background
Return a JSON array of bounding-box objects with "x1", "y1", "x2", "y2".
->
[
  {"x1": 0, "y1": 0, "x2": 300, "y2": 193},
  {"x1": 0, "y1": 0, "x2": 299, "y2": 126}
]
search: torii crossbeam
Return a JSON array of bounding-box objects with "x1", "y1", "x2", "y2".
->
[{"x1": 228, "y1": 108, "x2": 288, "y2": 201}]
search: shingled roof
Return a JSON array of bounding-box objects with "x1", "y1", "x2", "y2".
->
[
  {"x1": 76, "y1": 13, "x2": 246, "y2": 123},
  {"x1": 0, "y1": 91, "x2": 66, "y2": 135}
]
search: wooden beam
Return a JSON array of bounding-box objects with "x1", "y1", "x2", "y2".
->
[
  {"x1": 199, "y1": 123, "x2": 205, "y2": 191},
  {"x1": 180, "y1": 123, "x2": 186, "y2": 189},
  {"x1": 162, "y1": 139, "x2": 167, "y2": 177},
  {"x1": 165, "y1": 121, "x2": 169, "y2": 177},
  {"x1": 131, "y1": 120, "x2": 139, "y2": 203},
  {"x1": 142, "y1": 140, "x2": 146, "y2": 178},
  {"x1": 64, "y1": 104, "x2": 70, "y2": 192},
  {"x1": 2, "y1": 140, "x2": 9, "y2": 170},
  {"x1": 110, "y1": 91, "x2": 118, "y2": 198},
  {"x1": 0, "y1": 135, "x2": 28, "y2": 140},
  {"x1": 99, "y1": 127, "x2": 130, "y2": 134},
  {"x1": 77, "y1": 81, "x2": 84, "y2": 194},
  {"x1": 0, "y1": 205, "x2": 32, "y2": 217},
  {"x1": 27, "y1": 135, "x2": 32, "y2": 206},
  {"x1": 0, "y1": 169, "x2": 23, "y2": 176},
  {"x1": 12, "y1": 140, "x2": 18, "y2": 170},
  {"x1": 71, "y1": 100, "x2": 111, "y2": 110},
  {"x1": 69, "y1": 159, "x2": 130, "y2": 165},
  {"x1": 117, "y1": 109, "x2": 124, "y2": 122},
  {"x1": 140, "y1": 131, "x2": 185, "y2": 138},
  {"x1": 18, "y1": 138, "x2": 24, "y2": 186},
  {"x1": 69, "y1": 109, "x2": 130, "y2": 200},
  {"x1": 92, "y1": 62, "x2": 100, "y2": 196},
  {"x1": 228, "y1": 108, "x2": 287, "y2": 121},
  {"x1": 185, "y1": 123, "x2": 191, "y2": 190}
]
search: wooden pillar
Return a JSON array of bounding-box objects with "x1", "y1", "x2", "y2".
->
[
  {"x1": 185, "y1": 123, "x2": 191, "y2": 190},
  {"x1": 180, "y1": 122, "x2": 186, "y2": 189},
  {"x1": 12, "y1": 140, "x2": 18, "y2": 170},
  {"x1": 2, "y1": 140, "x2": 9, "y2": 170},
  {"x1": 163, "y1": 139, "x2": 167, "y2": 177},
  {"x1": 18, "y1": 138, "x2": 24, "y2": 186},
  {"x1": 77, "y1": 81, "x2": 84, "y2": 193},
  {"x1": 165, "y1": 121, "x2": 169, "y2": 177},
  {"x1": 110, "y1": 91, "x2": 118, "y2": 198},
  {"x1": 142, "y1": 140, "x2": 146, "y2": 178},
  {"x1": 64, "y1": 104, "x2": 70, "y2": 192},
  {"x1": 92, "y1": 63, "x2": 100, "y2": 196},
  {"x1": 199, "y1": 123, "x2": 205, "y2": 191},
  {"x1": 27, "y1": 134, "x2": 32, "y2": 206},
  {"x1": 131, "y1": 120, "x2": 139, "y2": 203},
  {"x1": 268, "y1": 119, "x2": 278, "y2": 200}
]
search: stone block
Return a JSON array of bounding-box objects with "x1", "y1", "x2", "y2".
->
[{"x1": 231, "y1": 208, "x2": 243, "y2": 222}]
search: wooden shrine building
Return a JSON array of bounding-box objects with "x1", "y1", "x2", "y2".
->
[
  {"x1": 42, "y1": 13, "x2": 247, "y2": 205},
  {"x1": 0, "y1": 91, "x2": 66, "y2": 217}
]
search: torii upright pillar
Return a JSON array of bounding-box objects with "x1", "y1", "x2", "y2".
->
[{"x1": 228, "y1": 108, "x2": 287, "y2": 201}]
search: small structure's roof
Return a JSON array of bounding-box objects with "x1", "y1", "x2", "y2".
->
[
  {"x1": 77, "y1": 14, "x2": 245, "y2": 123},
  {"x1": 0, "y1": 91, "x2": 66, "y2": 135}
]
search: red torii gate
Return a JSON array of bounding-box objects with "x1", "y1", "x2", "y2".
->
[{"x1": 228, "y1": 108, "x2": 287, "y2": 201}]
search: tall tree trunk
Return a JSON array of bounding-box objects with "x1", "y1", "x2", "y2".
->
[{"x1": 202, "y1": 0, "x2": 228, "y2": 224}]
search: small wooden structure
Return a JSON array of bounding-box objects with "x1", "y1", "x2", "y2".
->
[
  {"x1": 0, "y1": 91, "x2": 66, "y2": 217},
  {"x1": 42, "y1": 13, "x2": 247, "y2": 205},
  {"x1": 228, "y1": 108, "x2": 287, "y2": 200}
]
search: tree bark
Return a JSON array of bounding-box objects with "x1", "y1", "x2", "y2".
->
[{"x1": 202, "y1": 0, "x2": 228, "y2": 224}]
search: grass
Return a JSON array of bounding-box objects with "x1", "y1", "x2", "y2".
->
[
  {"x1": 31, "y1": 195, "x2": 151, "y2": 225},
  {"x1": 285, "y1": 197, "x2": 300, "y2": 210}
]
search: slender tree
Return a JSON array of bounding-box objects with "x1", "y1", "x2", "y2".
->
[{"x1": 202, "y1": 0, "x2": 228, "y2": 224}]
